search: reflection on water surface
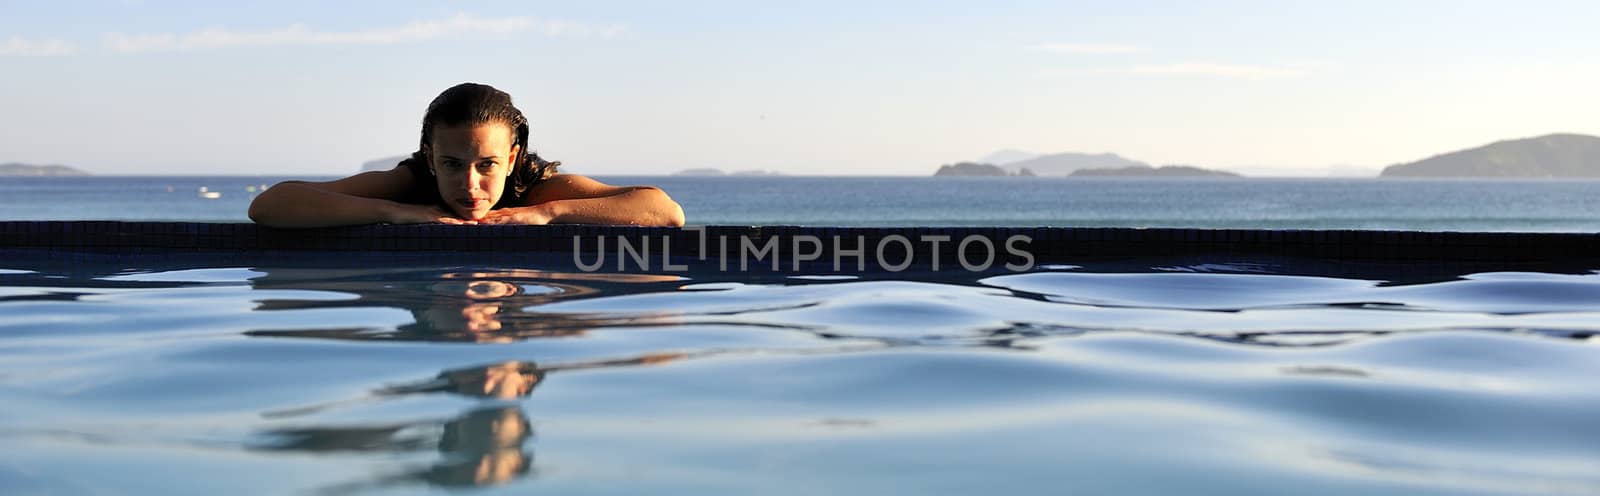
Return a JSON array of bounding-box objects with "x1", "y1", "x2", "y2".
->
[{"x1": 1, "y1": 256, "x2": 1598, "y2": 494}]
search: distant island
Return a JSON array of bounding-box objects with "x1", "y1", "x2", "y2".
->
[
  {"x1": 933, "y1": 157, "x2": 1231, "y2": 178},
  {"x1": 0, "y1": 163, "x2": 91, "y2": 176},
  {"x1": 673, "y1": 168, "x2": 785, "y2": 176},
  {"x1": 933, "y1": 162, "x2": 1036, "y2": 177},
  {"x1": 962, "y1": 149, "x2": 1391, "y2": 178},
  {"x1": 1070, "y1": 165, "x2": 1240, "y2": 177},
  {"x1": 999, "y1": 152, "x2": 1147, "y2": 176},
  {"x1": 1381, "y1": 133, "x2": 1600, "y2": 177}
]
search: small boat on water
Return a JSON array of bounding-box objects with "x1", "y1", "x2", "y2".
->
[{"x1": 198, "y1": 187, "x2": 221, "y2": 199}]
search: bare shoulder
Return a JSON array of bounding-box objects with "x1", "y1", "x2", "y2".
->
[
  {"x1": 523, "y1": 173, "x2": 657, "y2": 204},
  {"x1": 281, "y1": 166, "x2": 415, "y2": 200}
]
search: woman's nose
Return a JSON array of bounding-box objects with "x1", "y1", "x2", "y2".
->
[{"x1": 462, "y1": 169, "x2": 486, "y2": 191}]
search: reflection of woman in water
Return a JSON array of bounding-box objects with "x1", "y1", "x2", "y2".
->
[
  {"x1": 247, "y1": 267, "x2": 684, "y2": 343},
  {"x1": 257, "y1": 355, "x2": 688, "y2": 489},
  {"x1": 258, "y1": 406, "x2": 534, "y2": 489},
  {"x1": 380, "y1": 361, "x2": 547, "y2": 400},
  {"x1": 248, "y1": 82, "x2": 684, "y2": 228},
  {"x1": 266, "y1": 356, "x2": 688, "y2": 420},
  {"x1": 380, "y1": 356, "x2": 687, "y2": 400}
]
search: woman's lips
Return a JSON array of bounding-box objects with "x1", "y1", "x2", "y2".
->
[{"x1": 456, "y1": 198, "x2": 488, "y2": 208}]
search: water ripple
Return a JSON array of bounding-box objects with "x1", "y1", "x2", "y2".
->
[{"x1": 0, "y1": 261, "x2": 1597, "y2": 494}]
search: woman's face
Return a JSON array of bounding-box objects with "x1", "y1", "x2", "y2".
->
[{"x1": 427, "y1": 123, "x2": 520, "y2": 220}]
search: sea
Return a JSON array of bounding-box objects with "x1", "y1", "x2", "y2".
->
[
  {"x1": 2, "y1": 176, "x2": 1599, "y2": 495},
  {"x1": 5, "y1": 175, "x2": 1600, "y2": 230}
]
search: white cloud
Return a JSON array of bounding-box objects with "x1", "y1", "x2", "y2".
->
[
  {"x1": 104, "y1": 13, "x2": 625, "y2": 53},
  {"x1": 1, "y1": 36, "x2": 75, "y2": 56},
  {"x1": 1035, "y1": 42, "x2": 1143, "y2": 55}
]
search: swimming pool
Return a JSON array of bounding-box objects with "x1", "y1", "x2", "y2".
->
[{"x1": 2, "y1": 222, "x2": 1598, "y2": 495}]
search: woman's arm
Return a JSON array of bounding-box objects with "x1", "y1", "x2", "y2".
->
[
  {"x1": 248, "y1": 168, "x2": 468, "y2": 228},
  {"x1": 481, "y1": 174, "x2": 686, "y2": 227}
]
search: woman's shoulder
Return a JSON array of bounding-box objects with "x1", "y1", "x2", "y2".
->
[
  {"x1": 521, "y1": 173, "x2": 656, "y2": 204},
  {"x1": 529, "y1": 173, "x2": 605, "y2": 191},
  {"x1": 305, "y1": 163, "x2": 425, "y2": 200}
]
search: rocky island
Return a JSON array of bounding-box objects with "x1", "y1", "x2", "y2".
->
[
  {"x1": 936, "y1": 153, "x2": 1199, "y2": 177},
  {"x1": 1381, "y1": 133, "x2": 1600, "y2": 177},
  {"x1": 998, "y1": 152, "x2": 1147, "y2": 176},
  {"x1": 933, "y1": 162, "x2": 1035, "y2": 176},
  {"x1": 0, "y1": 163, "x2": 91, "y2": 176}
]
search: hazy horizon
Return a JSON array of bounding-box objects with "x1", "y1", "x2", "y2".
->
[{"x1": 4, "y1": 1, "x2": 1597, "y2": 176}]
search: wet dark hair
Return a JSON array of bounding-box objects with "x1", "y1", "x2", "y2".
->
[{"x1": 398, "y1": 83, "x2": 560, "y2": 204}]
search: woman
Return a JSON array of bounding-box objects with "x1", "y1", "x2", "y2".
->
[{"x1": 249, "y1": 83, "x2": 684, "y2": 228}]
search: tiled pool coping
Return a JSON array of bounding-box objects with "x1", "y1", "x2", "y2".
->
[{"x1": 3, "y1": 222, "x2": 1596, "y2": 261}]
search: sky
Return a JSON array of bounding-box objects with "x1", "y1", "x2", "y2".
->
[{"x1": 2, "y1": 0, "x2": 1598, "y2": 176}]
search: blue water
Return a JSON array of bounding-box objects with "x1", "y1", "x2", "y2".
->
[
  {"x1": 1, "y1": 252, "x2": 1598, "y2": 495},
  {"x1": 5, "y1": 176, "x2": 1600, "y2": 494},
  {"x1": 7, "y1": 176, "x2": 1600, "y2": 230}
]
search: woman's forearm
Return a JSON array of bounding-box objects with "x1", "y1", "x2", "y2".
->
[
  {"x1": 248, "y1": 182, "x2": 401, "y2": 228},
  {"x1": 544, "y1": 187, "x2": 686, "y2": 227}
]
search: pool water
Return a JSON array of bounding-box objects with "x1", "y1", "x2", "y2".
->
[{"x1": 1, "y1": 253, "x2": 1599, "y2": 495}]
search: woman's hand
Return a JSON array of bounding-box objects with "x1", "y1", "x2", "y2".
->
[
  {"x1": 478, "y1": 205, "x2": 554, "y2": 225},
  {"x1": 386, "y1": 202, "x2": 476, "y2": 225}
]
